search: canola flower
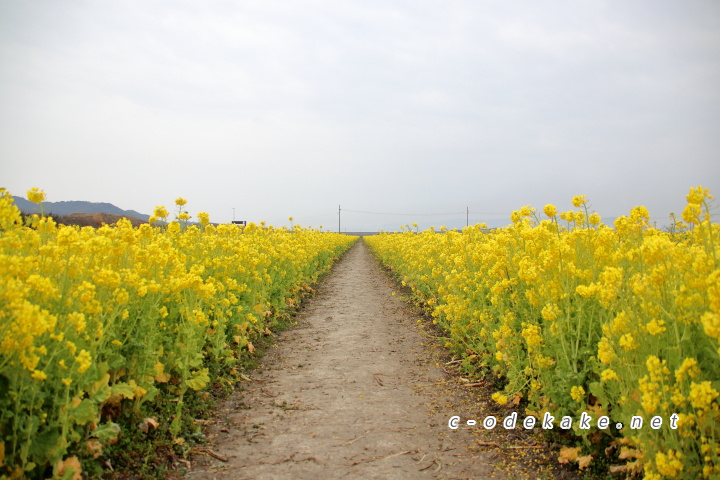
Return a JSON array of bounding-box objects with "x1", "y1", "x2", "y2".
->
[
  {"x1": 0, "y1": 189, "x2": 356, "y2": 477},
  {"x1": 366, "y1": 186, "x2": 719, "y2": 480},
  {"x1": 26, "y1": 188, "x2": 45, "y2": 204}
]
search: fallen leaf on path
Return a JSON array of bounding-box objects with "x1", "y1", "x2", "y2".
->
[
  {"x1": 56, "y1": 456, "x2": 82, "y2": 480},
  {"x1": 558, "y1": 446, "x2": 581, "y2": 464},
  {"x1": 85, "y1": 439, "x2": 103, "y2": 458},
  {"x1": 577, "y1": 455, "x2": 593, "y2": 470},
  {"x1": 138, "y1": 417, "x2": 160, "y2": 434},
  {"x1": 619, "y1": 447, "x2": 642, "y2": 459}
]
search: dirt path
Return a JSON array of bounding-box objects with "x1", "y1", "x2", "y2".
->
[{"x1": 186, "y1": 240, "x2": 552, "y2": 479}]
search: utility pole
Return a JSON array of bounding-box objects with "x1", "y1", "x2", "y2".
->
[{"x1": 338, "y1": 205, "x2": 341, "y2": 233}]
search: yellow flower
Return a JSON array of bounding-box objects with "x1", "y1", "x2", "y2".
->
[
  {"x1": 576, "y1": 284, "x2": 597, "y2": 298},
  {"x1": 113, "y1": 288, "x2": 129, "y2": 305},
  {"x1": 75, "y1": 349, "x2": 92, "y2": 373},
  {"x1": 601, "y1": 369, "x2": 618, "y2": 382},
  {"x1": 31, "y1": 370, "x2": 47, "y2": 381},
  {"x1": 541, "y1": 303, "x2": 560, "y2": 321},
  {"x1": 153, "y1": 206, "x2": 169, "y2": 220},
  {"x1": 701, "y1": 312, "x2": 720, "y2": 339},
  {"x1": 655, "y1": 450, "x2": 684, "y2": 477},
  {"x1": 688, "y1": 381, "x2": 719, "y2": 410},
  {"x1": 686, "y1": 185, "x2": 712, "y2": 205},
  {"x1": 73, "y1": 282, "x2": 95, "y2": 305},
  {"x1": 492, "y1": 392, "x2": 508, "y2": 405},
  {"x1": 675, "y1": 358, "x2": 699, "y2": 383},
  {"x1": 646, "y1": 319, "x2": 666, "y2": 336},
  {"x1": 570, "y1": 386, "x2": 585, "y2": 402},
  {"x1": 67, "y1": 312, "x2": 86, "y2": 333},
  {"x1": 619, "y1": 333, "x2": 638, "y2": 351},
  {"x1": 707, "y1": 270, "x2": 720, "y2": 312},
  {"x1": 27, "y1": 187, "x2": 46, "y2": 204},
  {"x1": 197, "y1": 212, "x2": 210, "y2": 226},
  {"x1": 630, "y1": 205, "x2": 650, "y2": 223},
  {"x1": 543, "y1": 204, "x2": 557, "y2": 217},
  {"x1": 521, "y1": 323, "x2": 542, "y2": 352},
  {"x1": 175, "y1": 197, "x2": 187, "y2": 206},
  {"x1": 0, "y1": 188, "x2": 23, "y2": 229},
  {"x1": 572, "y1": 195, "x2": 587, "y2": 208},
  {"x1": 646, "y1": 355, "x2": 670, "y2": 382},
  {"x1": 682, "y1": 203, "x2": 701, "y2": 224},
  {"x1": 598, "y1": 337, "x2": 616, "y2": 365},
  {"x1": 190, "y1": 309, "x2": 207, "y2": 324},
  {"x1": 559, "y1": 210, "x2": 574, "y2": 222},
  {"x1": 62, "y1": 378, "x2": 72, "y2": 386}
]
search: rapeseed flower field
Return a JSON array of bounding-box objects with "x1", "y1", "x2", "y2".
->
[
  {"x1": 0, "y1": 188, "x2": 356, "y2": 478},
  {"x1": 366, "y1": 186, "x2": 719, "y2": 479}
]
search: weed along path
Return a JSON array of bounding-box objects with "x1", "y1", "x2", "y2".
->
[{"x1": 186, "y1": 240, "x2": 554, "y2": 480}]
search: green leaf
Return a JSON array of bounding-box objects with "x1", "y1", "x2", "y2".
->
[
  {"x1": 91, "y1": 384, "x2": 112, "y2": 404},
  {"x1": 28, "y1": 427, "x2": 60, "y2": 457},
  {"x1": 169, "y1": 415, "x2": 182, "y2": 437},
  {"x1": 110, "y1": 382, "x2": 136, "y2": 399},
  {"x1": 69, "y1": 399, "x2": 98, "y2": 425},
  {"x1": 141, "y1": 385, "x2": 159, "y2": 404},
  {"x1": 185, "y1": 368, "x2": 210, "y2": 391},
  {"x1": 92, "y1": 422, "x2": 121, "y2": 443},
  {"x1": 106, "y1": 353, "x2": 126, "y2": 371}
]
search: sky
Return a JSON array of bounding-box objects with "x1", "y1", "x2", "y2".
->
[{"x1": 1, "y1": 0, "x2": 719, "y2": 232}]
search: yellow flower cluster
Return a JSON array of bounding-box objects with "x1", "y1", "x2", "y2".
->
[
  {"x1": 570, "y1": 386, "x2": 586, "y2": 402},
  {"x1": 0, "y1": 189, "x2": 356, "y2": 476},
  {"x1": 366, "y1": 186, "x2": 719, "y2": 480},
  {"x1": 655, "y1": 450, "x2": 684, "y2": 478},
  {"x1": 26, "y1": 187, "x2": 46, "y2": 204}
]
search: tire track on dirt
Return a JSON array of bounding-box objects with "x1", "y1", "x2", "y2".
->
[{"x1": 186, "y1": 240, "x2": 497, "y2": 479}]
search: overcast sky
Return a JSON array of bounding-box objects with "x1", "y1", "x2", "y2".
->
[{"x1": 1, "y1": 1, "x2": 719, "y2": 231}]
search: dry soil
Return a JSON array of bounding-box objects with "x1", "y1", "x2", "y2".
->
[{"x1": 185, "y1": 240, "x2": 567, "y2": 480}]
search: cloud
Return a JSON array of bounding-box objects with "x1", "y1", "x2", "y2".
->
[{"x1": 1, "y1": 0, "x2": 719, "y2": 231}]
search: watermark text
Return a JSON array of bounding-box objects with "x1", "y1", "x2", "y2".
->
[{"x1": 448, "y1": 412, "x2": 679, "y2": 431}]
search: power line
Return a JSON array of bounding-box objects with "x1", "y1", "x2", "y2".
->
[
  {"x1": 341, "y1": 209, "x2": 507, "y2": 217},
  {"x1": 343, "y1": 209, "x2": 460, "y2": 216}
]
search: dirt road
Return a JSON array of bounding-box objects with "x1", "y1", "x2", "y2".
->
[{"x1": 186, "y1": 240, "x2": 557, "y2": 479}]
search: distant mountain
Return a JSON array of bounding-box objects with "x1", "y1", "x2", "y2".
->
[{"x1": 12, "y1": 196, "x2": 150, "y2": 221}]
